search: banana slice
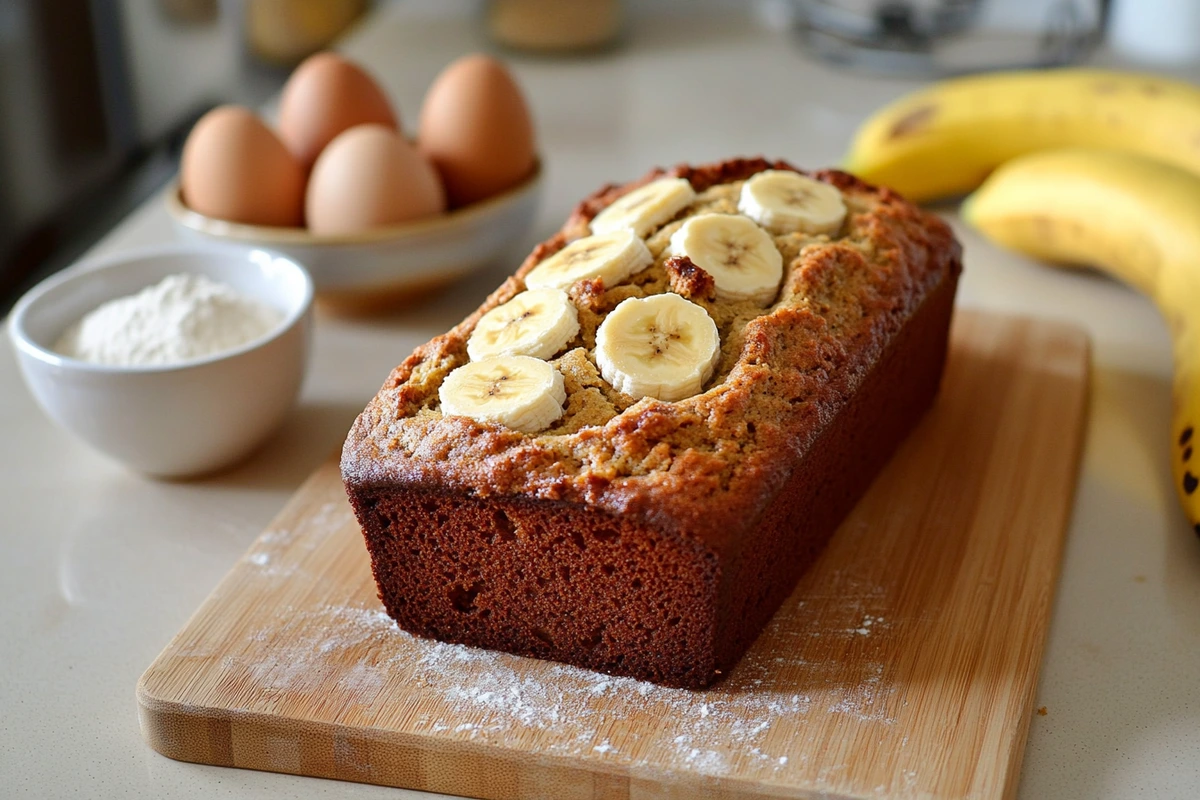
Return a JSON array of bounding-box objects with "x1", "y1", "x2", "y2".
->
[
  {"x1": 595, "y1": 293, "x2": 720, "y2": 402},
  {"x1": 738, "y1": 170, "x2": 846, "y2": 235},
  {"x1": 439, "y1": 356, "x2": 566, "y2": 433},
  {"x1": 666, "y1": 213, "x2": 783, "y2": 306},
  {"x1": 590, "y1": 177, "x2": 697, "y2": 237},
  {"x1": 467, "y1": 289, "x2": 580, "y2": 361},
  {"x1": 525, "y1": 230, "x2": 653, "y2": 291}
]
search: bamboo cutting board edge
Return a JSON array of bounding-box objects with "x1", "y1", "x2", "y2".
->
[
  {"x1": 137, "y1": 310, "x2": 1092, "y2": 800},
  {"x1": 135, "y1": 692, "x2": 811, "y2": 799}
]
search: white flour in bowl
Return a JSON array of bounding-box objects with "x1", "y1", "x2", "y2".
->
[{"x1": 55, "y1": 273, "x2": 282, "y2": 366}]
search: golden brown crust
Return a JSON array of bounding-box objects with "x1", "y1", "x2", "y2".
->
[{"x1": 341, "y1": 157, "x2": 962, "y2": 557}]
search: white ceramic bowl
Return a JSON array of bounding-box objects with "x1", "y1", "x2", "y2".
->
[
  {"x1": 8, "y1": 244, "x2": 313, "y2": 478},
  {"x1": 165, "y1": 163, "x2": 543, "y2": 314}
]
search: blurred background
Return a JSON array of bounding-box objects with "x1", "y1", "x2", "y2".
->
[{"x1": 5, "y1": 0, "x2": 1197, "y2": 313}]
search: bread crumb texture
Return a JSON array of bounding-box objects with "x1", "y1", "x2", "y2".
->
[{"x1": 343, "y1": 158, "x2": 961, "y2": 543}]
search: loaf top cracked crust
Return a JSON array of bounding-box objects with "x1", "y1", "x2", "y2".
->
[{"x1": 341, "y1": 157, "x2": 962, "y2": 550}]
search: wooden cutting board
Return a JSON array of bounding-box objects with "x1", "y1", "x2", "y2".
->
[{"x1": 138, "y1": 310, "x2": 1091, "y2": 800}]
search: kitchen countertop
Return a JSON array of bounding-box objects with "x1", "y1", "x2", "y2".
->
[{"x1": 3, "y1": 3, "x2": 1198, "y2": 798}]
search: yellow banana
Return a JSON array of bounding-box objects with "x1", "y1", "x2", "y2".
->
[
  {"x1": 845, "y1": 69, "x2": 1200, "y2": 203},
  {"x1": 962, "y1": 148, "x2": 1200, "y2": 536}
]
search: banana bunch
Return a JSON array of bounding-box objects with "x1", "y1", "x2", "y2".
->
[
  {"x1": 963, "y1": 148, "x2": 1200, "y2": 534},
  {"x1": 845, "y1": 69, "x2": 1200, "y2": 203},
  {"x1": 438, "y1": 173, "x2": 843, "y2": 433},
  {"x1": 848, "y1": 68, "x2": 1200, "y2": 535}
]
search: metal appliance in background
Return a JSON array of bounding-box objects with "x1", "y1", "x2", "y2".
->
[
  {"x1": 794, "y1": 0, "x2": 1108, "y2": 74},
  {"x1": 0, "y1": 0, "x2": 366, "y2": 314}
]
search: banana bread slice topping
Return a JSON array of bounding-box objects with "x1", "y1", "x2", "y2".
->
[
  {"x1": 589, "y1": 176, "x2": 697, "y2": 237},
  {"x1": 738, "y1": 169, "x2": 848, "y2": 235},
  {"x1": 594, "y1": 293, "x2": 720, "y2": 402},
  {"x1": 438, "y1": 355, "x2": 566, "y2": 433},
  {"x1": 525, "y1": 229, "x2": 653, "y2": 291},
  {"x1": 466, "y1": 288, "x2": 580, "y2": 361},
  {"x1": 665, "y1": 213, "x2": 783, "y2": 306}
]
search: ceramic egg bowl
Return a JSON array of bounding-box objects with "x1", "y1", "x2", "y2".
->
[
  {"x1": 165, "y1": 162, "x2": 543, "y2": 315},
  {"x1": 8, "y1": 244, "x2": 313, "y2": 478}
]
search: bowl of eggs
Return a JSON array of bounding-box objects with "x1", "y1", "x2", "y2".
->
[{"x1": 167, "y1": 52, "x2": 542, "y2": 314}]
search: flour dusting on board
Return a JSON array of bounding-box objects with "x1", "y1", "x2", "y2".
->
[
  {"x1": 232, "y1": 590, "x2": 901, "y2": 780},
  {"x1": 240, "y1": 514, "x2": 331, "y2": 578}
]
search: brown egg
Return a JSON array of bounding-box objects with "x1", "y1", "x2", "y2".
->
[
  {"x1": 180, "y1": 105, "x2": 305, "y2": 227},
  {"x1": 278, "y1": 51, "x2": 398, "y2": 170},
  {"x1": 306, "y1": 124, "x2": 445, "y2": 235},
  {"x1": 418, "y1": 54, "x2": 536, "y2": 207}
]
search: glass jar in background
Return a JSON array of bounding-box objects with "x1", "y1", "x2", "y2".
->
[
  {"x1": 487, "y1": 0, "x2": 623, "y2": 54},
  {"x1": 793, "y1": 0, "x2": 1106, "y2": 75},
  {"x1": 246, "y1": 0, "x2": 369, "y2": 66}
]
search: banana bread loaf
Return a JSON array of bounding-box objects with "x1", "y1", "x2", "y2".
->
[{"x1": 342, "y1": 157, "x2": 962, "y2": 689}]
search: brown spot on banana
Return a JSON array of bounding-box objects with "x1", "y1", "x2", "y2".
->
[
  {"x1": 888, "y1": 105, "x2": 937, "y2": 140},
  {"x1": 1031, "y1": 215, "x2": 1057, "y2": 241},
  {"x1": 1174, "y1": 409, "x2": 1200, "y2": 535}
]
